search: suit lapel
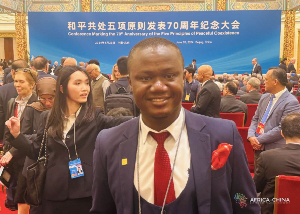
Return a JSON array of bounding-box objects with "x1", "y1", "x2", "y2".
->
[
  {"x1": 20, "y1": 94, "x2": 37, "y2": 123},
  {"x1": 185, "y1": 110, "x2": 211, "y2": 213},
  {"x1": 267, "y1": 91, "x2": 288, "y2": 121},
  {"x1": 119, "y1": 118, "x2": 139, "y2": 214}
]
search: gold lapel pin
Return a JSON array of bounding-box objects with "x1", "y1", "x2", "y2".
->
[{"x1": 122, "y1": 158, "x2": 127, "y2": 165}]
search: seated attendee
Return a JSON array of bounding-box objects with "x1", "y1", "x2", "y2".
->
[
  {"x1": 214, "y1": 76, "x2": 224, "y2": 91},
  {"x1": 290, "y1": 70, "x2": 299, "y2": 86},
  {"x1": 257, "y1": 74, "x2": 264, "y2": 85},
  {"x1": 240, "y1": 76, "x2": 250, "y2": 92},
  {"x1": 233, "y1": 80, "x2": 246, "y2": 97},
  {"x1": 105, "y1": 56, "x2": 129, "y2": 98},
  {"x1": 182, "y1": 67, "x2": 200, "y2": 103},
  {"x1": 220, "y1": 81, "x2": 248, "y2": 124},
  {"x1": 63, "y1": 57, "x2": 77, "y2": 66},
  {"x1": 254, "y1": 113, "x2": 300, "y2": 214},
  {"x1": 240, "y1": 77, "x2": 262, "y2": 104}
]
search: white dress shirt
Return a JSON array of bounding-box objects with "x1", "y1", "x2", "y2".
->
[
  {"x1": 134, "y1": 108, "x2": 191, "y2": 204},
  {"x1": 62, "y1": 106, "x2": 81, "y2": 141},
  {"x1": 15, "y1": 94, "x2": 32, "y2": 118},
  {"x1": 264, "y1": 88, "x2": 287, "y2": 120}
]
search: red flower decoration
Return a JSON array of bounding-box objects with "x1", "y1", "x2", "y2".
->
[{"x1": 211, "y1": 143, "x2": 233, "y2": 170}]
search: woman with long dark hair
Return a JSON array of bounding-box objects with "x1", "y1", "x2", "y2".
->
[{"x1": 5, "y1": 66, "x2": 130, "y2": 214}]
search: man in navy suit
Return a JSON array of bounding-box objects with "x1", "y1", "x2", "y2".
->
[
  {"x1": 91, "y1": 38, "x2": 260, "y2": 214},
  {"x1": 32, "y1": 56, "x2": 57, "y2": 80},
  {"x1": 248, "y1": 67, "x2": 300, "y2": 169}
]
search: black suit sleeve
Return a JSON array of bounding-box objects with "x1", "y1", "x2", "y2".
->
[
  {"x1": 190, "y1": 88, "x2": 212, "y2": 114},
  {"x1": 257, "y1": 64, "x2": 262, "y2": 75},
  {"x1": 253, "y1": 154, "x2": 267, "y2": 193}
]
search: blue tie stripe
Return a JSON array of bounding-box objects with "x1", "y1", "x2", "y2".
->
[{"x1": 256, "y1": 94, "x2": 275, "y2": 137}]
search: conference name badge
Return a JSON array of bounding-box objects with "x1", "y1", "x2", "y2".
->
[
  {"x1": 256, "y1": 122, "x2": 265, "y2": 136},
  {"x1": 69, "y1": 158, "x2": 84, "y2": 179},
  {"x1": 185, "y1": 94, "x2": 190, "y2": 101}
]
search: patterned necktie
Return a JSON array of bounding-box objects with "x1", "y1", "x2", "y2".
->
[
  {"x1": 150, "y1": 131, "x2": 176, "y2": 206},
  {"x1": 255, "y1": 94, "x2": 275, "y2": 137}
]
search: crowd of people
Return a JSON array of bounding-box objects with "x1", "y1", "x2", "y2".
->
[{"x1": 0, "y1": 37, "x2": 299, "y2": 214}]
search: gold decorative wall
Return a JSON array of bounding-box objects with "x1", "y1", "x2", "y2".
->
[
  {"x1": 217, "y1": 0, "x2": 226, "y2": 11},
  {"x1": 15, "y1": 12, "x2": 27, "y2": 60},
  {"x1": 283, "y1": 10, "x2": 295, "y2": 64},
  {"x1": 81, "y1": 0, "x2": 91, "y2": 12}
]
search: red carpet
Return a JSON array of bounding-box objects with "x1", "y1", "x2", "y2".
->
[{"x1": 0, "y1": 189, "x2": 17, "y2": 214}]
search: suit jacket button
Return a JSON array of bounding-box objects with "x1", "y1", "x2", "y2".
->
[{"x1": 66, "y1": 135, "x2": 70, "y2": 139}]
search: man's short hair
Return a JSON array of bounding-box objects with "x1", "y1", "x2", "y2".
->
[
  {"x1": 117, "y1": 56, "x2": 128, "y2": 76},
  {"x1": 192, "y1": 59, "x2": 196, "y2": 62},
  {"x1": 233, "y1": 72, "x2": 238, "y2": 76},
  {"x1": 282, "y1": 113, "x2": 300, "y2": 139},
  {"x1": 269, "y1": 67, "x2": 288, "y2": 86},
  {"x1": 244, "y1": 72, "x2": 249, "y2": 76},
  {"x1": 88, "y1": 59, "x2": 100, "y2": 66},
  {"x1": 12, "y1": 59, "x2": 29, "y2": 71},
  {"x1": 7, "y1": 60, "x2": 13, "y2": 66},
  {"x1": 218, "y1": 76, "x2": 224, "y2": 83},
  {"x1": 106, "y1": 107, "x2": 133, "y2": 117},
  {"x1": 225, "y1": 81, "x2": 238, "y2": 95},
  {"x1": 247, "y1": 77, "x2": 260, "y2": 90},
  {"x1": 33, "y1": 56, "x2": 48, "y2": 70},
  {"x1": 185, "y1": 66, "x2": 195, "y2": 77},
  {"x1": 128, "y1": 37, "x2": 184, "y2": 73}
]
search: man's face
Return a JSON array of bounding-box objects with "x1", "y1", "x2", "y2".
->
[
  {"x1": 264, "y1": 70, "x2": 275, "y2": 93},
  {"x1": 86, "y1": 67, "x2": 98, "y2": 80},
  {"x1": 252, "y1": 59, "x2": 256, "y2": 65},
  {"x1": 246, "y1": 82, "x2": 251, "y2": 92},
  {"x1": 128, "y1": 46, "x2": 184, "y2": 120},
  {"x1": 185, "y1": 70, "x2": 191, "y2": 79},
  {"x1": 292, "y1": 59, "x2": 296, "y2": 64}
]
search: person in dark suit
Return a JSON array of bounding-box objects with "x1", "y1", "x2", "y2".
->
[
  {"x1": 220, "y1": 81, "x2": 248, "y2": 124},
  {"x1": 54, "y1": 57, "x2": 67, "y2": 76},
  {"x1": 233, "y1": 80, "x2": 247, "y2": 97},
  {"x1": 188, "y1": 59, "x2": 197, "y2": 72},
  {"x1": 91, "y1": 37, "x2": 260, "y2": 214},
  {"x1": 287, "y1": 58, "x2": 296, "y2": 73},
  {"x1": 248, "y1": 67, "x2": 300, "y2": 169},
  {"x1": 278, "y1": 58, "x2": 287, "y2": 72},
  {"x1": 190, "y1": 65, "x2": 221, "y2": 118},
  {"x1": 3, "y1": 60, "x2": 13, "y2": 85},
  {"x1": 32, "y1": 56, "x2": 57, "y2": 80},
  {"x1": 5, "y1": 66, "x2": 131, "y2": 214},
  {"x1": 240, "y1": 77, "x2": 262, "y2": 104},
  {"x1": 251, "y1": 58, "x2": 262, "y2": 76},
  {"x1": 254, "y1": 112, "x2": 300, "y2": 214}
]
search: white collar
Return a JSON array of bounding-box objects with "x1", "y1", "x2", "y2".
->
[
  {"x1": 15, "y1": 93, "x2": 32, "y2": 104},
  {"x1": 95, "y1": 74, "x2": 103, "y2": 81},
  {"x1": 140, "y1": 108, "x2": 184, "y2": 145},
  {"x1": 273, "y1": 88, "x2": 287, "y2": 99}
]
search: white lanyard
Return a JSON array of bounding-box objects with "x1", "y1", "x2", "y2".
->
[{"x1": 136, "y1": 109, "x2": 185, "y2": 214}]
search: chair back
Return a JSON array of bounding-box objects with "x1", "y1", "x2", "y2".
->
[
  {"x1": 260, "y1": 85, "x2": 264, "y2": 89},
  {"x1": 261, "y1": 88, "x2": 265, "y2": 93},
  {"x1": 245, "y1": 104, "x2": 258, "y2": 127},
  {"x1": 220, "y1": 113, "x2": 245, "y2": 127},
  {"x1": 181, "y1": 103, "x2": 193, "y2": 111},
  {"x1": 297, "y1": 96, "x2": 300, "y2": 104},
  {"x1": 235, "y1": 97, "x2": 240, "y2": 99},
  {"x1": 274, "y1": 175, "x2": 300, "y2": 214},
  {"x1": 237, "y1": 127, "x2": 254, "y2": 173}
]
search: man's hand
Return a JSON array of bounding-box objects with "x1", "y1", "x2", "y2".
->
[
  {"x1": 248, "y1": 137, "x2": 262, "y2": 150},
  {"x1": 0, "y1": 151, "x2": 13, "y2": 166},
  {"x1": 5, "y1": 117, "x2": 20, "y2": 138}
]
